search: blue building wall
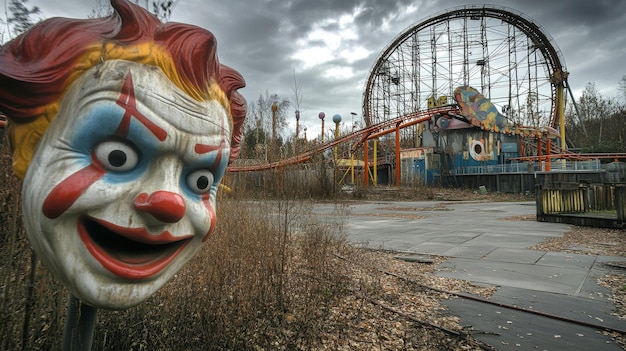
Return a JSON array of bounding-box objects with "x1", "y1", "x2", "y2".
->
[{"x1": 400, "y1": 127, "x2": 522, "y2": 185}]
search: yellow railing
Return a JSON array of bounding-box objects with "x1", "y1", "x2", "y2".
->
[
  {"x1": 540, "y1": 188, "x2": 586, "y2": 214},
  {"x1": 536, "y1": 183, "x2": 626, "y2": 228}
]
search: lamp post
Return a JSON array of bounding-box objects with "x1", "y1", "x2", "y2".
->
[
  {"x1": 318, "y1": 112, "x2": 325, "y2": 143},
  {"x1": 350, "y1": 112, "x2": 357, "y2": 131},
  {"x1": 295, "y1": 110, "x2": 300, "y2": 154},
  {"x1": 349, "y1": 113, "x2": 357, "y2": 184},
  {"x1": 333, "y1": 114, "x2": 341, "y2": 190},
  {"x1": 332, "y1": 114, "x2": 342, "y2": 159}
]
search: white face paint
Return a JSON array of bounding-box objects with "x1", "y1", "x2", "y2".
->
[{"x1": 22, "y1": 60, "x2": 231, "y2": 309}]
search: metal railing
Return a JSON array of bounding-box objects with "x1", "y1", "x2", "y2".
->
[{"x1": 452, "y1": 160, "x2": 602, "y2": 175}]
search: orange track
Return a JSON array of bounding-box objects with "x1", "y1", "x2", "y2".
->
[{"x1": 227, "y1": 106, "x2": 460, "y2": 173}]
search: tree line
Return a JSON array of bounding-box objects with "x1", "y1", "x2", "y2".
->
[
  {"x1": 2, "y1": 0, "x2": 625, "y2": 156},
  {"x1": 565, "y1": 78, "x2": 626, "y2": 153}
]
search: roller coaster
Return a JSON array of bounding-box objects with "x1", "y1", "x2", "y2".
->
[
  {"x1": 1, "y1": 6, "x2": 623, "y2": 188},
  {"x1": 228, "y1": 5, "x2": 626, "y2": 188}
]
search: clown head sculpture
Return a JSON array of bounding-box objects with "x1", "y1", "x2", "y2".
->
[{"x1": 0, "y1": 0, "x2": 246, "y2": 309}]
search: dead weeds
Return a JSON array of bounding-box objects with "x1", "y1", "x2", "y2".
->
[{"x1": 1, "y1": 132, "x2": 623, "y2": 350}]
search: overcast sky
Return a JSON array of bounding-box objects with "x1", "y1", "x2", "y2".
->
[{"x1": 3, "y1": 0, "x2": 625, "y2": 139}]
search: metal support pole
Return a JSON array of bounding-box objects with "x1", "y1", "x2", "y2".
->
[
  {"x1": 295, "y1": 110, "x2": 300, "y2": 155},
  {"x1": 364, "y1": 140, "x2": 369, "y2": 186},
  {"x1": 395, "y1": 124, "x2": 401, "y2": 186},
  {"x1": 334, "y1": 121, "x2": 340, "y2": 189},
  {"x1": 537, "y1": 137, "x2": 543, "y2": 171},
  {"x1": 334, "y1": 122, "x2": 340, "y2": 163},
  {"x1": 546, "y1": 138, "x2": 551, "y2": 172},
  {"x1": 63, "y1": 295, "x2": 97, "y2": 351},
  {"x1": 350, "y1": 152, "x2": 355, "y2": 184},
  {"x1": 373, "y1": 139, "x2": 378, "y2": 186},
  {"x1": 557, "y1": 77, "x2": 567, "y2": 150}
]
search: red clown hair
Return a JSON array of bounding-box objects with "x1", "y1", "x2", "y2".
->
[{"x1": 0, "y1": 0, "x2": 246, "y2": 178}]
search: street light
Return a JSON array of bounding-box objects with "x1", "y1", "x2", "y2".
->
[
  {"x1": 333, "y1": 114, "x2": 342, "y2": 162},
  {"x1": 295, "y1": 110, "x2": 300, "y2": 154},
  {"x1": 332, "y1": 114, "x2": 342, "y2": 190},
  {"x1": 348, "y1": 113, "x2": 360, "y2": 184},
  {"x1": 350, "y1": 111, "x2": 357, "y2": 127},
  {"x1": 318, "y1": 112, "x2": 325, "y2": 143},
  {"x1": 333, "y1": 114, "x2": 342, "y2": 137}
]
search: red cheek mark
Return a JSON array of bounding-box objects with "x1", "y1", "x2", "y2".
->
[
  {"x1": 115, "y1": 72, "x2": 167, "y2": 141},
  {"x1": 42, "y1": 164, "x2": 106, "y2": 219},
  {"x1": 202, "y1": 193, "x2": 217, "y2": 242}
]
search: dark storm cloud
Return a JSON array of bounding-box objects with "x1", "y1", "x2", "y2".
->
[
  {"x1": 13, "y1": 0, "x2": 626, "y2": 136},
  {"x1": 515, "y1": 0, "x2": 626, "y2": 26},
  {"x1": 202, "y1": 0, "x2": 624, "y2": 134},
  {"x1": 509, "y1": 0, "x2": 626, "y2": 96}
]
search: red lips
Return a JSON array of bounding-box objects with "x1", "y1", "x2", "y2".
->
[{"x1": 78, "y1": 217, "x2": 192, "y2": 280}]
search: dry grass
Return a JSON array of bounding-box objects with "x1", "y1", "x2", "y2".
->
[
  {"x1": 1, "y1": 136, "x2": 623, "y2": 350},
  {"x1": 0, "y1": 132, "x2": 489, "y2": 350},
  {"x1": 0, "y1": 186, "x2": 490, "y2": 350}
]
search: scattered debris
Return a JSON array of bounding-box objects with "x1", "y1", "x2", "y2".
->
[{"x1": 394, "y1": 254, "x2": 436, "y2": 264}]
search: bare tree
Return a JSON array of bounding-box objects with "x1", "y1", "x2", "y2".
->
[
  {"x1": 0, "y1": 17, "x2": 7, "y2": 43},
  {"x1": 151, "y1": 0, "x2": 178, "y2": 22},
  {"x1": 89, "y1": 0, "x2": 113, "y2": 18},
  {"x1": 565, "y1": 82, "x2": 626, "y2": 151},
  {"x1": 6, "y1": 0, "x2": 40, "y2": 38},
  {"x1": 619, "y1": 75, "x2": 626, "y2": 103},
  {"x1": 88, "y1": 0, "x2": 177, "y2": 21},
  {"x1": 243, "y1": 92, "x2": 290, "y2": 160},
  {"x1": 291, "y1": 70, "x2": 303, "y2": 114},
  {"x1": 579, "y1": 83, "x2": 616, "y2": 144},
  {"x1": 290, "y1": 70, "x2": 304, "y2": 154}
]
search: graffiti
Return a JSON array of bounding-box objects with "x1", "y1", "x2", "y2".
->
[
  {"x1": 454, "y1": 86, "x2": 511, "y2": 132},
  {"x1": 468, "y1": 135, "x2": 495, "y2": 161}
]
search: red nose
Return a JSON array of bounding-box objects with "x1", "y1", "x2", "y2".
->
[{"x1": 134, "y1": 191, "x2": 186, "y2": 223}]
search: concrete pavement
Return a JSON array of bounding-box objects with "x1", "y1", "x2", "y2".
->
[{"x1": 313, "y1": 200, "x2": 626, "y2": 350}]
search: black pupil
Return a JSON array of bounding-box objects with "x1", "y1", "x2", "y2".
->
[
  {"x1": 109, "y1": 150, "x2": 127, "y2": 168},
  {"x1": 197, "y1": 176, "x2": 209, "y2": 190}
]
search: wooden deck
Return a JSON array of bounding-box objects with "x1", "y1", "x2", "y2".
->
[{"x1": 537, "y1": 211, "x2": 623, "y2": 229}]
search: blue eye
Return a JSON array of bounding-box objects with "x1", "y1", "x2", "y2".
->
[
  {"x1": 187, "y1": 169, "x2": 214, "y2": 194},
  {"x1": 93, "y1": 140, "x2": 139, "y2": 172}
]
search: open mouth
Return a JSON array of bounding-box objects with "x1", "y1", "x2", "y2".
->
[{"x1": 78, "y1": 216, "x2": 192, "y2": 280}]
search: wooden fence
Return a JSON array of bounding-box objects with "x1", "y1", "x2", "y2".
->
[{"x1": 536, "y1": 183, "x2": 626, "y2": 229}]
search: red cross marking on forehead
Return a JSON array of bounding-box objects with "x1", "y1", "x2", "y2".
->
[
  {"x1": 115, "y1": 72, "x2": 168, "y2": 141},
  {"x1": 194, "y1": 116, "x2": 228, "y2": 168}
]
